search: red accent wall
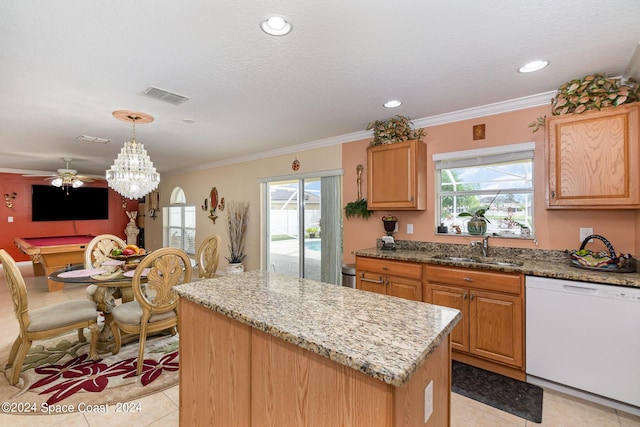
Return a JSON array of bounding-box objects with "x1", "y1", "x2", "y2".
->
[{"x1": 0, "y1": 173, "x2": 137, "y2": 262}]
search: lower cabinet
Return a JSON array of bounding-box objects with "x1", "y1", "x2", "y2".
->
[
  {"x1": 355, "y1": 256, "x2": 422, "y2": 301},
  {"x1": 425, "y1": 265, "x2": 525, "y2": 380}
]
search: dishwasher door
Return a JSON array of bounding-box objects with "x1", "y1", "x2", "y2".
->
[{"x1": 526, "y1": 276, "x2": 640, "y2": 407}]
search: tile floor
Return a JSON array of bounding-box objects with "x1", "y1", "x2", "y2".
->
[{"x1": 0, "y1": 261, "x2": 639, "y2": 426}]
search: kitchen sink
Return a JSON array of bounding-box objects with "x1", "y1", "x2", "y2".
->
[
  {"x1": 431, "y1": 255, "x2": 523, "y2": 267},
  {"x1": 431, "y1": 255, "x2": 478, "y2": 262},
  {"x1": 480, "y1": 260, "x2": 524, "y2": 267}
]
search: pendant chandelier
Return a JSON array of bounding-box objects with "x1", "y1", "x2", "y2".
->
[{"x1": 106, "y1": 110, "x2": 160, "y2": 200}]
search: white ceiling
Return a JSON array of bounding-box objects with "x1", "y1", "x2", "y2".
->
[{"x1": 1, "y1": 1, "x2": 639, "y2": 177}]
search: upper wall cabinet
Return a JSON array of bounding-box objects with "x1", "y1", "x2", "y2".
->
[
  {"x1": 367, "y1": 139, "x2": 427, "y2": 210},
  {"x1": 546, "y1": 103, "x2": 640, "y2": 209}
]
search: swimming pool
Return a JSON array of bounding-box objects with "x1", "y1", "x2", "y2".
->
[{"x1": 305, "y1": 240, "x2": 321, "y2": 251}]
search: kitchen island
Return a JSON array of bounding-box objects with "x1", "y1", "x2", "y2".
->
[{"x1": 173, "y1": 270, "x2": 461, "y2": 427}]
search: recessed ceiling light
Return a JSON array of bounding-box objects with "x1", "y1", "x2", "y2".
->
[
  {"x1": 261, "y1": 15, "x2": 292, "y2": 36},
  {"x1": 518, "y1": 60, "x2": 550, "y2": 73},
  {"x1": 383, "y1": 99, "x2": 403, "y2": 108}
]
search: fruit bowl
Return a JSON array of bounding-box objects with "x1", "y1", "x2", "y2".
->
[
  {"x1": 566, "y1": 234, "x2": 635, "y2": 273},
  {"x1": 107, "y1": 253, "x2": 148, "y2": 261}
]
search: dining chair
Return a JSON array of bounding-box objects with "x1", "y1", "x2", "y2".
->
[
  {"x1": 84, "y1": 234, "x2": 127, "y2": 300},
  {"x1": 0, "y1": 249, "x2": 99, "y2": 386},
  {"x1": 110, "y1": 247, "x2": 192, "y2": 376},
  {"x1": 195, "y1": 235, "x2": 221, "y2": 278}
]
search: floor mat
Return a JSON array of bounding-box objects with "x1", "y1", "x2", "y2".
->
[{"x1": 451, "y1": 361, "x2": 543, "y2": 423}]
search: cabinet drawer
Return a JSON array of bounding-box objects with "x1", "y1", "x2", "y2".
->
[
  {"x1": 356, "y1": 257, "x2": 422, "y2": 280},
  {"x1": 425, "y1": 265, "x2": 522, "y2": 295}
]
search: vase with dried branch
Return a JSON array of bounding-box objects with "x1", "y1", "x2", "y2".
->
[{"x1": 226, "y1": 201, "x2": 249, "y2": 271}]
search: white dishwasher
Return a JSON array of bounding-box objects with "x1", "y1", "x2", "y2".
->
[{"x1": 526, "y1": 276, "x2": 640, "y2": 410}]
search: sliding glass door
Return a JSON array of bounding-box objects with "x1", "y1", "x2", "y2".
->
[{"x1": 263, "y1": 172, "x2": 341, "y2": 284}]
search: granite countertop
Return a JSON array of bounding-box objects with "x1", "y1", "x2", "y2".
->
[
  {"x1": 355, "y1": 242, "x2": 640, "y2": 288},
  {"x1": 173, "y1": 270, "x2": 461, "y2": 387}
]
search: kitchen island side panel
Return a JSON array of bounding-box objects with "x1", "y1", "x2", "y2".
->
[
  {"x1": 179, "y1": 297, "x2": 451, "y2": 427},
  {"x1": 179, "y1": 299, "x2": 252, "y2": 427}
]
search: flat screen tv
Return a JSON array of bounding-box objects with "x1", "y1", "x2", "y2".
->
[{"x1": 32, "y1": 185, "x2": 109, "y2": 221}]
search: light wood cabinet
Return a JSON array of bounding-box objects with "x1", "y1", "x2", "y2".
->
[
  {"x1": 424, "y1": 265, "x2": 524, "y2": 380},
  {"x1": 367, "y1": 139, "x2": 427, "y2": 210},
  {"x1": 546, "y1": 103, "x2": 640, "y2": 208},
  {"x1": 356, "y1": 256, "x2": 422, "y2": 301}
]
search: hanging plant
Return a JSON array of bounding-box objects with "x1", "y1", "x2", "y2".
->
[
  {"x1": 344, "y1": 198, "x2": 373, "y2": 219},
  {"x1": 366, "y1": 115, "x2": 425, "y2": 146}
]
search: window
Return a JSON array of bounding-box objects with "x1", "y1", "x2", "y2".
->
[
  {"x1": 434, "y1": 143, "x2": 534, "y2": 238},
  {"x1": 163, "y1": 187, "x2": 196, "y2": 254}
]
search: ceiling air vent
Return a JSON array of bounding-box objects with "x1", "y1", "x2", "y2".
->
[{"x1": 142, "y1": 86, "x2": 190, "y2": 105}]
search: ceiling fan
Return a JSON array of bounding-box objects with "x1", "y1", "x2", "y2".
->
[{"x1": 23, "y1": 157, "x2": 103, "y2": 189}]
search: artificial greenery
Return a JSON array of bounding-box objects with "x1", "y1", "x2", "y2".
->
[
  {"x1": 344, "y1": 198, "x2": 373, "y2": 219},
  {"x1": 551, "y1": 73, "x2": 638, "y2": 115},
  {"x1": 366, "y1": 115, "x2": 425, "y2": 146},
  {"x1": 530, "y1": 73, "x2": 639, "y2": 133}
]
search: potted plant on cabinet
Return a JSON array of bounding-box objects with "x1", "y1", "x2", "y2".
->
[
  {"x1": 366, "y1": 115, "x2": 425, "y2": 146},
  {"x1": 226, "y1": 200, "x2": 249, "y2": 273}
]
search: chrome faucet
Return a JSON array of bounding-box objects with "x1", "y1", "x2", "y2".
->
[{"x1": 471, "y1": 236, "x2": 490, "y2": 257}]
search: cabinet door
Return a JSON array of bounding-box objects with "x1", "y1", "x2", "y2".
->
[
  {"x1": 469, "y1": 290, "x2": 523, "y2": 368},
  {"x1": 357, "y1": 271, "x2": 387, "y2": 295},
  {"x1": 387, "y1": 276, "x2": 422, "y2": 301},
  {"x1": 546, "y1": 103, "x2": 640, "y2": 208},
  {"x1": 428, "y1": 284, "x2": 468, "y2": 352},
  {"x1": 367, "y1": 139, "x2": 426, "y2": 210}
]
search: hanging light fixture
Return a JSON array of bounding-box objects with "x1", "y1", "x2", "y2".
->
[{"x1": 106, "y1": 110, "x2": 160, "y2": 200}]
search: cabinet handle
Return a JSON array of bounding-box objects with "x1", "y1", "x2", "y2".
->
[
  {"x1": 382, "y1": 266, "x2": 389, "y2": 270},
  {"x1": 463, "y1": 292, "x2": 467, "y2": 300},
  {"x1": 470, "y1": 293, "x2": 475, "y2": 300},
  {"x1": 361, "y1": 275, "x2": 385, "y2": 284},
  {"x1": 551, "y1": 190, "x2": 556, "y2": 198},
  {"x1": 463, "y1": 277, "x2": 473, "y2": 282}
]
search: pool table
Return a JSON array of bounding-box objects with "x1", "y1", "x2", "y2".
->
[{"x1": 14, "y1": 235, "x2": 94, "y2": 291}]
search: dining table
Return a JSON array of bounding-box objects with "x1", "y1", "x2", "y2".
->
[{"x1": 49, "y1": 261, "x2": 150, "y2": 353}]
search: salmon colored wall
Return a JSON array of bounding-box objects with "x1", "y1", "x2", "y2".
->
[
  {"x1": 0, "y1": 173, "x2": 136, "y2": 262},
  {"x1": 343, "y1": 105, "x2": 640, "y2": 264}
]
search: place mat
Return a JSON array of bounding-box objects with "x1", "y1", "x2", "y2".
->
[
  {"x1": 123, "y1": 268, "x2": 151, "y2": 277},
  {"x1": 451, "y1": 360, "x2": 543, "y2": 423},
  {"x1": 102, "y1": 260, "x2": 125, "y2": 266},
  {"x1": 57, "y1": 268, "x2": 106, "y2": 278}
]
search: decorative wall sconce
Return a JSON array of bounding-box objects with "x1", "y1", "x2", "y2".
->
[
  {"x1": 203, "y1": 187, "x2": 225, "y2": 224},
  {"x1": 148, "y1": 190, "x2": 159, "y2": 220},
  {"x1": 4, "y1": 192, "x2": 17, "y2": 208}
]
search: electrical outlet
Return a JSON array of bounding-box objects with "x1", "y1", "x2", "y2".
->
[
  {"x1": 407, "y1": 224, "x2": 413, "y2": 234},
  {"x1": 7, "y1": 216, "x2": 13, "y2": 223},
  {"x1": 424, "y1": 380, "x2": 433, "y2": 423},
  {"x1": 579, "y1": 227, "x2": 593, "y2": 243}
]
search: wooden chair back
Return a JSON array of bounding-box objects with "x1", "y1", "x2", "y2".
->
[
  {"x1": 85, "y1": 234, "x2": 126, "y2": 268},
  {"x1": 196, "y1": 235, "x2": 221, "y2": 278},
  {"x1": 0, "y1": 249, "x2": 30, "y2": 335},
  {"x1": 132, "y1": 247, "x2": 193, "y2": 318}
]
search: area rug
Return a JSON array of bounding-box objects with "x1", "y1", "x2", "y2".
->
[
  {"x1": 0, "y1": 330, "x2": 179, "y2": 413},
  {"x1": 451, "y1": 360, "x2": 543, "y2": 423}
]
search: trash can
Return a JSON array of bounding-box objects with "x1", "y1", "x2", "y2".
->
[{"x1": 341, "y1": 263, "x2": 356, "y2": 288}]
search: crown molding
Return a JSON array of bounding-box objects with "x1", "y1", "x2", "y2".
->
[{"x1": 169, "y1": 90, "x2": 555, "y2": 175}]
